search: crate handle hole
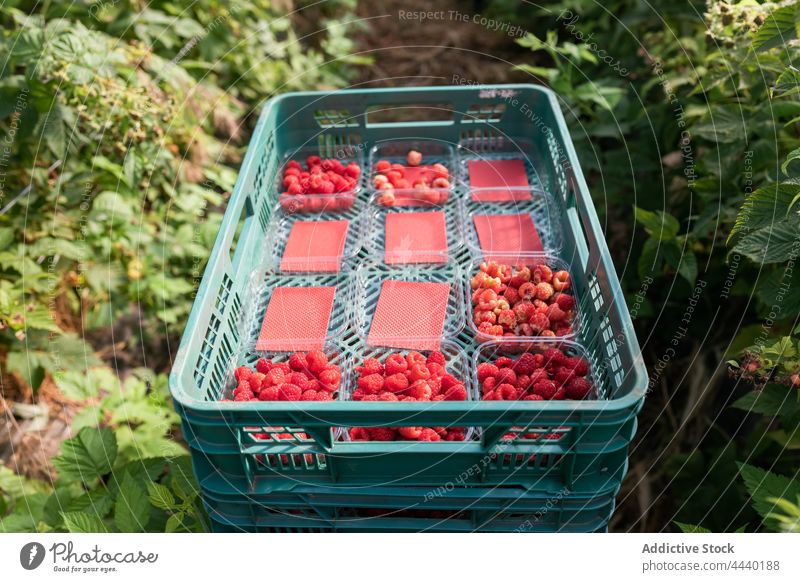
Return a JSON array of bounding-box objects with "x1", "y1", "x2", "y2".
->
[{"x1": 366, "y1": 103, "x2": 454, "y2": 127}]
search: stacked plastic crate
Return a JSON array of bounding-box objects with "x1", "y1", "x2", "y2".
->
[{"x1": 169, "y1": 85, "x2": 648, "y2": 532}]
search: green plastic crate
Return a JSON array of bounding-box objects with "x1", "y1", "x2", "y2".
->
[{"x1": 169, "y1": 85, "x2": 648, "y2": 506}]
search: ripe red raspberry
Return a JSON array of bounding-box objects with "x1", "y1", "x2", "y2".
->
[
  {"x1": 277, "y1": 383, "x2": 302, "y2": 401},
  {"x1": 531, "y1": 264, "x2": 553, "y2": 284},
  {"x1": 306, "y1": 155, "x2": 322, "y2": 168},
  {"x1": 529, "y1": 312, "x2": 550, "y2": 334},
  {"x1": 516, "y1": 374, "x2": 531, "y2": 391},
  {"x1": 408, "y1": 380, "x2": 433, "y2": 400},
  {"x1": 476, "y1": 288, "x2": 499, "y2": 310},
  {"x1": 358, "y1": 373, "x2": 384, "y2": 394},
  {"x1": 566, "y1": 377, "x2": 593, "y2": 400},
  {"x1": 351, "y1": 389, "x2": 365, "y2": 401},
  {"x1": 535, "y1": 282, "x2": 554, "y2": 301},
  {"x1": 287, "y1": 372, "x2": 309, "y2": 390},
  {"x1": 305, "y1": 379, "x2": 323, "y2": 392},
  {"x1": 272, "y1": 361, "x2": 291, "y2": 375},
  {"x1": 543, "y1": 348, "x2": 567, "y2": 367},
  {"x1": 344, "y1": 162, "x2": 361, "y2": 178},
  {"x1": 301, "y1": 389, "x2": 318, "y2": 401},
  {"x1": 432, "y1": 177, "x2": 450, "y2": 189},
  {"x1": 431, "y1": 163, "x2": 449, "y2": 178},
  {"x1": 369, "y1": 427, "x2": 396, "y2": 441},
  {"x1": 357, "y1": 357, "x2": 384, "y2": 377},
  {"x1": 427, "y1": 376, "x2": 442, "y2": 396},
  {"x1": 444, "y1": 383, "x2": 467, "y2": 401},
  {"x1": 445, "y1": 428, "x2": 466, "y2": 441},
  {"x1": 518, "y1": 282, "x2": 536, "y2": 300},
  {"x1": 258, "y1": 386, "x2": 279, "y2": 401},
  {"x1": 426, "y1": 351, "x2": 446, "y2": 367},
  {"x1": 384, "y1": 353, "x2": 408, "y2": 375},
  {"x1": 552, "y1": 270, "x2": 571, "y2": 291},
  {"x1": 234, "y1": 366, "x2": 253, "y2": 382},
  {"x1": 532, "y1": 380, "x2": 558, "y2": 400},
  {"x1": 474, "y1": 309, "x2": 497, "y2": 325},
  {"x1": 315, "y1": 390, "x2": 333, "y2": 401},
  {"x1": 509, "y1": 266, "x2": 531, "y2": 288},
  {"x1": 529, "y1": 368, "x2": 550, "y2": 385},
  {"x1": 362, "y1": 394, "x2": 379, "y2": 401},
  {"x1": 426, "y1": 362, "x2": 446, "y2": 378},
  {"x1": 564, "y1": 356, "x2": 590, "y2": 377},
  {"x1": 378, "y1": 392, "x2": 399, "y2": 401},
  {"x1": 503, "y1": 286, "x2": 520, "y2": 305},
  {"x1": 440, "y1": 374, "x2": 460, "y2": 390},
  {"x1": 553, "y1": 367, "x2": 576, "y2": 386},
  {"x1": 482, "y1": 377, "x2": 498, "y2": 394},
  {"x1": 350, "y1": 427, "x2": 370, "y2": 440},
  {"x1": 512, "y1": 353, "x2": 538, "y2": 375},
  {"x1": 318, "y1": 366, "x2": 341, "y2": 389},
  {"x1": 523, "y1": 394, "x2": 544, "y2": 401},
  {"x1": 495, "y1": 383, "x2": 518, "y2": 401},
  {"x1": 406, "y1": 351, "x2": 426, "y2": 368},
  {"x1": 286, "y1": 160, "x2": 302, "y2": 171},
  {"x1": 398, "y1": 426, "x2": 423, "y2": 440},
  {"x1": 264, "y1": 368, "x2": 286, "y2": 387},
  {"x1": 513, "y1": 301, "x2": 535, "y2": 324},
  {"x1": 384, "y1": 373, "x2": 409, "y2": 393},
  {"x1": 546, "y1": 303, "x2": 567, "y2": 323},
  {"x1": 406, "y1": 150, "x2": 422, "y2": 166},
  {"x1": 233, "y1": 392, "x2": 252, "y2": 401},
  {"x1": 248, "y1": 372, "x2": 266, "y2": 392},
  {"x1": 288, "y1": 353, "x2": 308, "y2": 372},
  {"x1": 494, "y1": 368, "x2": 517, "y2": 387},
  {"x1": 495, "y1": 356, "x2": 513, "y2": 369},
  {"x1": 408, "y1": 363, "x2": 431, "y2": 383},
  {"x1": 555, "y1": 293, "x2": 575, "y2": 311},
  {"x1": 497, "y1": 309, "x2": 516, "y2": 328},
  {"x1": 418, "y1": 428, "x2": 441, "y2": 441},
  {"x1": 255, "y1": 358, "x2": 273, "y2": 374},
  {"x1": 306, "y1": 350, "x2": 329, "y2": 374}
]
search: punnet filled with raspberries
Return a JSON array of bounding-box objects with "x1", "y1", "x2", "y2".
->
[
  {"x1": 278, "y1": 153, "x2": 361, "y2": 213},
  {"x1": 476, "y1": 344, "x2": 595, "y2": 401},
  {"x1": 229, "y1": 350, "x2": 342, "y2": 402},
  {"x1": 469, "y1": 260, "x2": 577, "y2": 340},
  {"x1": 348, "y1": 349, "x2": 469, "y2": 442},
  {"x1": 370, "y1": 142, "x2": 454, "y2": 207}
]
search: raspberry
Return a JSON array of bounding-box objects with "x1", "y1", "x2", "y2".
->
[
  {"x1": 384, "y1": 373, "x2": 409, "y2": 393},
  {"x1": 369, "y1": 427, "x2": 396, "y2": 441},
  {"x1": 529, "y1": 368, "x2": 550, "y2": 385},
  {"x1": 351, "y1": 389, "x2": 366, "y2": 401},
  {"x1": 373, "y1": 173, "x2": 389, "y2": 186},
  {"x1": 255, "y1": 358, "x2": 272, "y2": 374},
  {"x1": 301, "y1": 389, "x2": 318, "y2": 401},
  {"x1": 476, "y1": 289, "x2": 498, "y2": 310},
  {"x1": 546, "y1": 303, "x2": 567, "y2": 322},
  {"x1": 498, "y1": 309, "x2": 516, "y2": 328},
  {"x1": 512, "y1": 353, "x2": 538, "y2": 375},
  {"x1": 234, "y1": 366, "x2": 253, "y2": 382},
  {"x1": 532, "y1": 380, "x2": 558, "y2": 400},
  {"x1": 529, "y1": 312, "x2": 550, "y2": 334},
  {"x1": 315, "y1": 390, "x2": 333, "y2": 401},
  {"x1": 427, "y1": 376, "x2": 442, "y2": 396},
  {"x1": 408, "y1": 380, "x2": 433, "y2": 400},
  {"x1": 432, "y1": 177, "x2": 450, "y2": 189},
  {"x1": 552, "y1": 270, "x2": 571, "y2": 291},
  {"x1": 272, "y1": 362, "x2": 291, "y2": 375},
  {"x1": 474, "y1": 309, "x2": 497, "y2": 325},
  {"x1": 445, "y1": 428, "x2": 466, "y2": 441},
  {"x1": 264, "y1": 368, "x2": 286, "y2": 387},
  {"x1": 408, "y1": 363, "x2": 431, "y2": 383},
  {"x1": 440, "y1": 374, "x2": 460, "y2": 390},
  {"x1": 504, "y1": 287, "x2": 520, "y2": 305},
  {"x1": 477, "y1": 362, "x2": 499, "y2": 382},
  {"x1": 398, "y1": 427, "x2": 423, "y2": 440},
  {"x1": 541, "y1": 330, "x2": 556, "y2": 337},
  {"x1": 378, "y1": 392, "x2": 399, "y2": 401},
  {"x1": 357, "y1": 373, "x2": 384, "y2": 394},
  {"x1": 555, "y1": 293, "x2": 575, "y2": 311},
  {"x1": 509, "y1": 266, "x2": 531, "y2": 288},
  {"x1": 566, "y1": 377, "x2": 593, "y2": 400},
  {"x1": 553, "y1": 367, "x2": 576, "y2": 386},
  {"x1": 495, "y1": 383, "x2": 518, "y2": 401},
  {"x1": 535, "y1": 282, "x2": 554, "y2": 301},
  {"x1": 306, "y1": 350, "x2": 329, "y2": 374},
  {"x1": 357, "y1": 357, "x2": 384, "y2": 377},
  {"x1": 286, "y1": 160, "x2": 302, "y2": 171},
  {"x1": 406, "y1": 150, "x2": 422, "y2": 166},
  {"x1": 531, "y1": 264, "x2": 553, "y2": 284},
  {"x1": 552, "y1": 387, "x2": 566, "y2": 400},
  {"x1": 516, "y1": 374, "x2": 532, "y2": 391},
  {"x1": 306, "y1": 155, "x2": 322, "y2": 168},
  {"x1": 482, "y1": 377, "x2": 498, "y2": 394},
  {"x1": 362, "y1": 394, "x2": 379, "y2": 401},
  {"x1": 427, "y1": 351, "x2": 446, "y2": 366},
  {"x1": 318, "y1": 366, "x2": 341, "y2": 389},
  {"x1": 495, "y1": 356, "x2": 514, "y2": 369},
  {"x1": 258, "y1": 386, "x2": 279, "y2": 401},
  {"x1": 234, "y1": 392, "x2": 252, "y2": 401},
  {"x1": 426, "y1": 363, "x2": 446, "y2": 379},
  {"x1": 513, "y1": 301, "x2": 535, "y2": 323},
  {"x1": 384, "y1": 353, "x2": 408, "y2": 375},
  {"x1": 406, "y1": 351, "x2": 427, "y2": 368},
  {"x1": 418, "y1": 428, "x2": 441, "y2": 442},
  {"x1": 564, "y1": 356, "x2": 590, "y2": 377},
  {"x1": 288, "y1": 353, "x2": 308, "y2": 372},
  {"x1": 344, "y1": 162, "x2": 361, "y2": 178},
  {"x1": 350, "y1": 427, "x2": 370, "y2": 440},
  {"x1": 543, "y1": 348, "x2": 567, "y2": 367},
  {"x1": 277, "y1": 383, "x2": 302, "y2": 401},
  {"x1": 248, "y1": 372, "x2": 266, "y2": 392},
  {"x1": 444, "y1": 383, "x2": 467, "y2": 401},
  {"x1": 287, "y1": 372, "x2": 309, "y2": 390},
  {"x1": 523, "y1": 394, "x2": 544, "y2": 401},
  {"x1": 518, "y1": 282, "x2": 536, "y2": 300},
  {"x1": 431, "y1": 163, "x2": 449, "y2": 178},
  {"x1": 495, "y1": 368, "x2": 517, "y2": 386}
]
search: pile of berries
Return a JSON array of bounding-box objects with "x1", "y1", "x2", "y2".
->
[
  {"x1": 470, "y1": 261, "x2": 576, "y2": 339},
  {"x1": 477, "y1": 348, "x2": 593, "y2": 401},
  {"x1": 373, "y1": 150, "x2": 451, "y2": 206},
  {"x1": 230, "y1": 350, "x2": 341, "y2": 402},
  {"x1": 282, "y1": 156, "x2": 361, "y2": 196},
  {"x1": 349, "y1": 350, "x2": 468, "y2": 441}
]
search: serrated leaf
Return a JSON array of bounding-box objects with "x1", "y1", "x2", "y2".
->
[
  {"x1": 52, "y1": 427, "x2": 117, "y2": 482},
  {"x1": 114, "y1": 473, "x2": 151, "y2": 533},
  {"x1": 752, "y1": 4, "x2": 800, "y2": 52},
  {"x1": 756, "y1": 271, "x2": 800, "y2": 317},
  {"x1": 675, "y1": 521, "x2": 711, "y2": 533},
  {"x1": 728, "y1": 183, "x2": 800, "y2": 244},
  {"x1": 781, "y1": 147, "x2": 800, "y2": 177},
  {"x1": 66, "y1": 489, "x2": 114, "y2": 517},
  {"x1": 62, "y1": 511, "x2": 108, "y2": 533},
  {"x1": 146, "y1": 482, "x2": 176, "y2": 511},
  {"x1": 733, "y1": 221, "x2": 800, "y2": 264},
  {"x1": 0, "y1": 466, "x2": 51, "y2": 499},
  {"x1": 773, "y1": 68, "x2": 800, "y2": 98},
  {"x1": 677, "y1": 250, "x2": 697, "y2": 285},
  {"x1": 638, "y1": 237, "x2": 661, "y2": 279},
  {"x1": 739, "y1": 464, "x2": 800, "y2": 529},
  {"x1": 731, "y1": 383, "x2": 800, "y2": 419},
  {"x1": 635, "y1": 207, "x2": 680, "y2": 240}
]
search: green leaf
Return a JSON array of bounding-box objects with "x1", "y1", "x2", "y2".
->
[
  {"x1": 638, "y1": 237, "x2": 662, "y2": 279},
  {"x1": 146, "y1": 481, "x2": 177, "y2": 511},
  {"x1": 782, "y1": 148, "x2": 800, "y2": 177},
  {"x1": 635, "y1": 207, "x2": 680, "y2": 240},
  {"x1": 114, "y1": 473, "x2": 151, "y2": 532},
  {"x1": 732, "y1": 383, "x2": 800, "y2": 419},
  {"x1": 52, "y1": 427, "x2": 117, "y2": 482},
  {"x1": 739, "y1": 464, "x2": 800, "y2": 529},
  {"x1": 67, "y1": 489, "x2": 115, "y2": 518},
  {"x1": 773, "y1": 68, "x2": 800, "y2": 98},
  {"x1": 165, "y1": 512, "x2": 185, "y2": 533},
  {"x1": 733, "y1": 221, "x2": 800, "y2": 264},
  {"x1": 728, "y1": 183, "x2": 800, "y2": 243},
  {"x1": 675, "y1": 522, "x2": 711, "y2": 533},
  {"x1": 62, "y1": 511, "x2": 108, "y2": 533},
  {"x1": 0, "y1": 465, "x2": 51, "y2": 499},
  {"x1": 756, "y1": 271, "x2": 800, "y2": 317},
  {"x1": 752, "y1": 4, "x2": 800, "y2": 52}
]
